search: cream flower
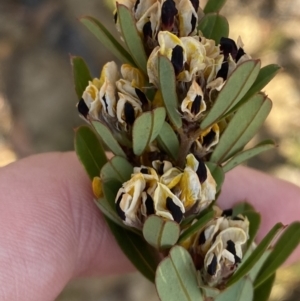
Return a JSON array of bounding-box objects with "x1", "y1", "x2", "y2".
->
[
  {"x1": 116, "y1": 92, "x2": 143, "y2": 131},
  {"x1": 176, "y1": 0, "x2": 198, "y2": 37},
  {"x1": 181, "y1": 79, "x2": 206, "y2": 121},
  {"x1": 194, "y1": 124, "x2": 220, "y2": 156}
]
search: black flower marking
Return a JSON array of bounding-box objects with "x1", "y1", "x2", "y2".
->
[
  {"x1": 114, "y1": 12, "x2": 118, "y2": 24},
  {"x1": 191, "y1": 94, "x2": 202, "y2": 115},
  {"x1": 77, "y1": 98, "x2": 89, "y2": 118},
  {"x1": 143, "y1": 20, "x2": 153, "y2": 40},
  {"x1": 102, "y1": 95, "x2": 109, "y2": 114},
  {"x1": 166, "y1": 196, "x2": 183, "y2": 223},
  {"x1": 145, "y1": 193, "x2": 155, "y2": 215},
  {"x1": 158, "y1": 162, "x2": 165, "y2": 175},
  {"x1": 236, "y1": 47, "x2": 246, "y2": 62},
  {"x1": 161, "y1": 0, "x2": 178, "y2": 30},
  {"x1": 124, "y1": 102, "x2": 136, "y2": 125},
  {"x1": 202, "y1": 129, "x2": 216, "y2": 148},
  {"x1": 190, "y1": 14, "x2": 197, "y2": 35},
  {"x1": 190, "y1": 0, "x2": 199, "y2": 11},
  {"x1": 232, "y1": 216, "x2": 244, "y2": 221},
  {"x1": 116, "y1": 193, "x2": 126, "y2": 221},
  {"x1": 216, "y1": 60, "x2": 229, "y2": 80},
  {"x1": 199, "y1": 231, "x2": 206, "y2": 245},
  {"x1": 171, "y1": 45, "x2": 184, "y2": 75},
  {"x1": 134, "y1": 0, "x2": 140, "y2": 12},
  {"x1": 135, "y1": 88, "x2": 148, "y2": 105},
  {"x1": 196, "y1": 159, "x2": 207, "y2": 184},
  {"x1": 207, "y1": 253, "x2": 218, "y2": 276},
  {"x1": 220, "y1": 37, "x2": 238, "y2": 60},
  {"x1": 226, "y1": 240, "x2": 241, "y2": 263},
  {"x1": 222, "y1": 208, "x2": 233, "y2": 217},
  {"x1": 140, "y1": 167, "x2": 149, "y2": 174}
]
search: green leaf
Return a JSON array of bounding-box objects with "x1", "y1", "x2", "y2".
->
[
  {"x1": 254, "y1": 222, "x2": 300, "y2": 288},
  {"x1": 101, "y1": 156, "x2": 133, "y2": 183},
  {"x1": 158, "y1": 55, "x2": 182, "y2": 129},
  {"x1": 200, "y1": 60, "x2": 261, "y2": 130},
  {"x1": 92, "y1": 121, "x2": 127, "y2": 158},
  {"x1": 105, "y1": 217, "x2": 159, "y2": 282},
  {"x1": 178, "y1": 211, "x2": 214, "y2": 244},
  {"x1": 80, "y1": 16, "x2": 135, "y2": 66},
  {"x1": 206, "y1": 162, "x2": 224, "y2": 192},
  {"x1": 210, "y1": 93, "x2": 272, "y2": 163},
  {"x1": 232, "y1": 202, "x2": 255, "y2": 216},
  {"x1": 203, "y1": 0, "x2": 227, "y2": 13},
  {"x1": 143, "y1": 215, "x2": 180, "y2": 250},
  {"x1": 227, "y1": 223, "x2": 283, "y2": 286},
  {"x1": 132, "y1": 107, "x2": 166, "y2": 156},
  {"x1": 74, "y1": 126, "x2": 107, "y2": 180},
  {"x1": 216, "y1": 278, "x2": 253, "y2": 301},
  {"x1": 227, "y1": 64, "x2": 281, "y2": 114},
  {"x1": 248, "y1": 250, "x2": 271, "y2": 282},
  {"x1": 244, "y1": 211, "x2": 261, "y2": 248},
  {"x1": 156, "y1": 246, "x2": 203, "y2": 301},
  {"x1": 117, "y1": 4, "x2": 148, "y2": 74},
  {"x1": 71, "y1": 56, "x2": 92, "y2": 100},
  {"x1": 157, "y1": 122, "x2": 180, "y2": 160},
  {"x1": 223, "y1": 140, "x2": 276, "y2": 172},
  {"x1": 253, "y1": 273, "x2": 276, "y2": 301},
  {"x1": 200, "y1": 285, "x2": 220, "y2": 299},
  {"x1": 198, "y1": 13, "x2": 229, "y2": 44},
  {"x1": 102, "y1": 179, "x2": 122, "y2": 209}
]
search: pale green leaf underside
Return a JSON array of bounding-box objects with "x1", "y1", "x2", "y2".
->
[
  {"x1": 216, "y1": 278, "x2": 253, "y2": 301},
  {"x1": 201, "y1": 60, "x2": 261, "y2": 130},
  {"x1": 105, "y1": 217, "x2": 159, "y2": 282},
  {"x1": 80, "y1": 16, "x2": 135, "y2": 66},
  {"x1": 157, "y1": 121, "x2": 180, "y2": 160},
  {"x1": 198, "y1": 13, "x2": 229, "y2": 44},
  {"x1": 117, "y1": 4, "x2": 148, "y2": 74},
  {"x1": 74, "y1": 126, "x2": 107, "y2": 180},
  {"x1": 101, "y1": 156, "x2": 133, "y2": 183},
  {"x1": 133, "y1": 107, "x2": 166, "y2": 156},
  {"x1": 143, "y1": 215, "x2": 180, "y2": 249},
  {"x1": 210, "y1": 93, "x2": 272, "y2": 164},
  {"x1": 223, "y1": 140, "x2": 275, "y2": 172},
  {"x1": 158, "y1": 55, "x2": 182, "y2": 129},
  {"x1": 71, "y1": 56, "x2": 92, "y2": 100},
  {"x1": 156, "y1": 246, "x2": 203, "y2": 301},
  {"x1": 203, "y1": 0, "x2": 227, "y2": 13},
  {"x1": 254, "y1": 221, "x2": 300, "y2": 288},
  {"x1": 92, "y1": 121, "x2": 127, "y2": 158}
]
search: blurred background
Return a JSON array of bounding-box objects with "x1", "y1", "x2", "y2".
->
[{"x1": 0, "y1": 0, "x2": 299, "y2": 300}]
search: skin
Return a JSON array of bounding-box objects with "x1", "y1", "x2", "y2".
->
[{"x1": 0, "y1": 152, "x2": 299, "y2": 301}]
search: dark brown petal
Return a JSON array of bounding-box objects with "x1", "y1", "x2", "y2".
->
[
  {"x1": 171, "y1": 45, "x2": 184, "y2": 75},
  {"x1": 198, "y1": 231, "x2": 206, "y2": 245},
  {"x1": 145, "y1": 193, "x2": 155, "y2": 215},
  {"x1": 220, "y1": 37, "x2": 238, "y2": 60},
  {"x1": 116, "y1": 193, "x2": 126, "y2": 220},
  {"x1": 143, "y1": 20, "x2": 153, "y2": 39},
  {"x1": 216, "y1": 60, "x2": 229, "y2": 81},
  {"x1": 134, "y1": 0, "x2": 140, "y2": 11},
  {"x1": 196, "y1": 159, "x2": 207, "y2": 184},
  {"x1": 161, "y1": 0, "x2": 178, "y2": 30},
  {"x1": 202, "y1": 128, "x2": 216, "y2": 148},
  {"x1": 207, "y1": 253, "x2": 218, "y2": 276},
  {"x1": 135, "y1": 88, "x2": 148, "y2": 105},
  {"x1": 191, "y1": 94, "x2": 202, "y2": 115},
  {"x1": 222, "y1": 208, "x2": 233, "y2": 217},
  {"x1": 236, "y1": 47, "x2": 246, "y2": 62},
  {"x1": 232, "y1": 216, "x2": 244, "y2": 221},
  {"x1": 158, "y1": 162, "x2": 165, "y2": 175},
  {"x1": 102, "y1": 95, "x2": 109, "y2": 114},
  {"x1": 140, "y1": 167, "x2": 149, "y2": 174},
  {"x1": 77, "y1": 98, "x2": 89, "y2": 118},
  {"x1": 190, "y1": 0, "x2": 199, "y2": 11},
  {"x1": 190, "y1": 14, "x2": 197, "y2": 35},
  {"x1": 226, "y1": 240, "x2": 241, "y2": 263},
  {"x1": 124, "y1": 102, "x2": 136, "y2": 125},
  {"x1": 166, "y1": 196, "x2": 183, "y2": 223}
]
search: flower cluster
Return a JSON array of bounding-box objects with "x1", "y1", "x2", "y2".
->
[
  {"x1": 183, "y1": 206, "x2": 249, "y2": 287},
  {"x1": 115, "y1": 153, "x2": 216, "y2": 228}
]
